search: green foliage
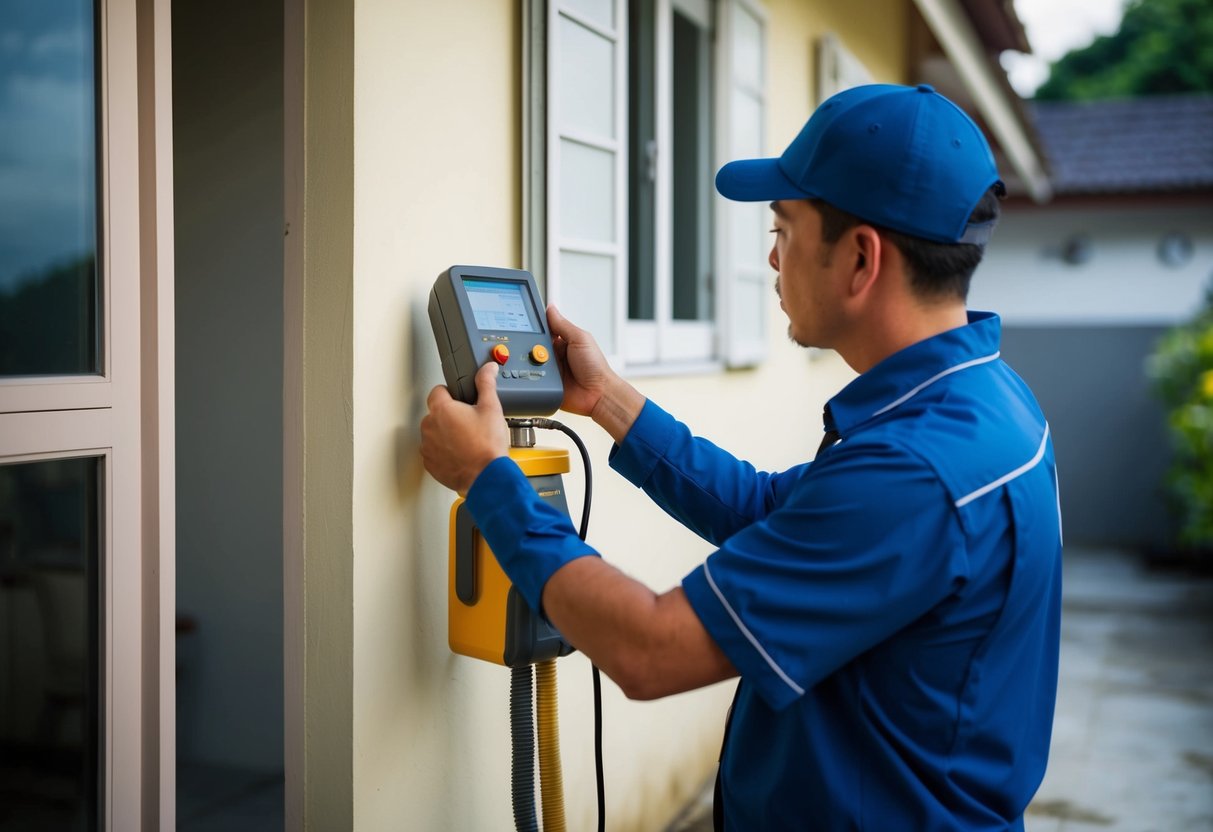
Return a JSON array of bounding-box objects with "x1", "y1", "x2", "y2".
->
[
  {"x1": 1148, "y1": 291, "x2": 1213, "y2": 550},
  {"x1": 1035, "y1": 0, "x2": 1213, "y2": 101}
]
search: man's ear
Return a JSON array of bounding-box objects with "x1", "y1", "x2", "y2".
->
[{"x1": 847, "y1": 225, "x2": 882, "y2": 299}]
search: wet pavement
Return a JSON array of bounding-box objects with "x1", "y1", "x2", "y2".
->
[
  {"x1": 1027, "y1": 547, "x2": 1213, "y2": 832},
  {"x1": 665, "y1": 547, "x2": 1213, "y2": 831}
]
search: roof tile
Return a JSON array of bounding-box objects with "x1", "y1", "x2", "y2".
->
[{"x1": 1030, "y1": 95, "x2": 1213, "y2": 195}]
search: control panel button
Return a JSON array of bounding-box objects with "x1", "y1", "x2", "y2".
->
[
  {"x1": 491, "y1": 344, "x2": 510, "y2": 365},
  {"x1": 530, "y1": 345, "x2": 550, "y2": 365}
]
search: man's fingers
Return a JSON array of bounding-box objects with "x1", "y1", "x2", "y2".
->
[
  {"x1": 426, "y1": 384, "x2": 453, "y2": 410},
  {"x1": 547, "y1": 304, "x2": 581, "y2": 343},
  {"x1": 474, "y1": 362, "x2": 501, "y2": 410}
]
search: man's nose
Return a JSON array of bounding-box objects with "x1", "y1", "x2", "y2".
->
[{"x1": 768, "y1": 243, "x2": 779, "y2": 272}]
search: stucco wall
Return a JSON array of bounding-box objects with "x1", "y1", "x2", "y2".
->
[{"x1": 348, "y1": 1, "x2": 903, "y2": 829}]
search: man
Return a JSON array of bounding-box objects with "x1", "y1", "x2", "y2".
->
[{"x1": 421, "y1": 84, "x2": 1062, "y2": 830}]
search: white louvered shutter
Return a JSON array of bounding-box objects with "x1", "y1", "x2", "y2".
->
[
  {"x1": 716, "y1": 0, "x2": 769, "y2": 368},
  {"x1": 546, "y1": 0, "x2": 628, "y2": 363}
]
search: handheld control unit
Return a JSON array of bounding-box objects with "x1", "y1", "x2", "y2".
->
[{"x1": 428, "y1": 265, "x2": 563, "y2": 416}]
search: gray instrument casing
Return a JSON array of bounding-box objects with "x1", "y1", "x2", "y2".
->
[{"x1": 428, "y1": 265, "x2": 563, "y2": 417}]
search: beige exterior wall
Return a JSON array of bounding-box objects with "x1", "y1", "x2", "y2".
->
[{"x1": 345, "y1": 1, "x2": 907, "y2": 828}]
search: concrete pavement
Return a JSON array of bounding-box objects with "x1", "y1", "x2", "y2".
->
[{"x1": 1027, "y1": 547, "x2": 1213, "y2": 832}]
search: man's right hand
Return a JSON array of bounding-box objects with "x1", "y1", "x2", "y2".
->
[{"x1": 547, "y1": 304, "x2": 646, "y2": 443}]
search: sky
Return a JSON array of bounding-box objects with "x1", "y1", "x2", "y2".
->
[
  {"x1": 0, "y1": 0, "x2": 96, "y2": 293},
  {"x1": 1002, "y1": 0, "x2": 1133, "y2": 97}
]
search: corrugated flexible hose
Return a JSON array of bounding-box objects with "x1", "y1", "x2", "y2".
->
[
  {"x1": 511, "y1": 664, "x2": 539, "y2": 832},
  {"x1": 536, "y1": 659, "x2": 566, "y2": 832}
]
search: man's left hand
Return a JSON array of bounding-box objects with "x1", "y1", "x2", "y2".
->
[{"x1": 420, "y1": 362, "x2": 510, "y2": 493}]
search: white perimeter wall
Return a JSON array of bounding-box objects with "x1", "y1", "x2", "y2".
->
[{"x1": 970, "y1": 201, "x2": 1213, "y2": 327}]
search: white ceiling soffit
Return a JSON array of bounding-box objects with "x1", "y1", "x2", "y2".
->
[{"x1": 913, "y1": 0, "x2": 1053, "y2": 203}]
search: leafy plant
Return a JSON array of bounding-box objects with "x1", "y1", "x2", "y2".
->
[{"x1": 1148, "y1": 289, "x2": 1213, "y2": 550}]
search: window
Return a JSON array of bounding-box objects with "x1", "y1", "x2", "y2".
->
[
  {"x1": 816, "y1": 33, "x2": 873, "y2": 104},
  {"x1": 0, "y1": 456, "x2": 102, "y2": 829},
  {"x1": 540, "y1": 0, "x2": 769, "y2": 370},
  {"x1": 0, "y1": 0, "x2": 164, "y2": 826},
  {"x1": 625, "y1": 0, "x2": 716, "y2": 365},
  {"x1": 0, "y1": 0, "x2": 99, "y2": 378}
]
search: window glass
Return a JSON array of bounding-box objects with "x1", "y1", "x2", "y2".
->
[
  {"x1": 560, "y1": 251, "x2": 617, "y2": 354},
  {"x1": 0, "y1": 456, "x2": 101, "y2": 830},
  {"x1": 560, "y1": 139, "x2": 617, "y2": 242},
  {"x1": 564, "y1": 0, "x2": 617, "y2": 31},
  {"x1": 558, "y1": 14, "x2": 615, "y2": 139},
  {"x1": 0, "y1": 0, "x2": 99, "y2": 377},
  {"x1": 627, "y1": 0, "x2": 656, "y2": 320},
  {"x1": 671, "y1": 9, "x2": 713, "y2": 321}
]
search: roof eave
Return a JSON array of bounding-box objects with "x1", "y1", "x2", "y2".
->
[{"x1": 913, "y1": 0, "x2": 1053, "y2": 203}]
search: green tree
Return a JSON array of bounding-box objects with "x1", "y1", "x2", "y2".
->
[{"x1": 1035, "y1": 0, "x2": 1213, "y2": 101}]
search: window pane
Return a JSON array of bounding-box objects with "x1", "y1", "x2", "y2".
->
[
  {"x1": 560, "y1": 139, "x2": 616, "y2": 243},
  {"x1": 0, "y1": 456, "x2": 101, "y2": 831},
  {"x1": 671, "y1": 10, "x2": 713, "y2": 322},
  {"x1": 560, "y1": 251, "x2": 616, "y2": 354},
  {"x1": 627, "y1": 0, "x2": 655, "y2": 320},
  {"x1": 564, "y1": 0, "x2": 616, "y2": 32},
  {"x1": 558, "y1": 14, "x2": 615, "y2": 139},
  {"x1": 0, "y1": 0, "x2": 99, "y2": 377},
  {"x1": 732, "y1": 4, "x2": 762, "y2": 92}
]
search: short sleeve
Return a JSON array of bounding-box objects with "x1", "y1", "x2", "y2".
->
[{"x1": 681, "y1": 441, "x2": 969, "y2": 710}]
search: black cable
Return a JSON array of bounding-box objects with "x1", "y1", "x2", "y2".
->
[
  {"x1": 532, "y1": 418, "x2": 605, "y2": 832},
  {"x1": 592, "y1": 664, "x2": 604, "y2": 832}
]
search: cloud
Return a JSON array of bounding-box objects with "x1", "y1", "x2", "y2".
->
[{"x1": 1003, "y1": 0, "x2": 1132, "y2": 96}]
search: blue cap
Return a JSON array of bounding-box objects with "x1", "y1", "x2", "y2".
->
[{"x1": 715, "y1": 84, "x2": 1001, "y2": 245}]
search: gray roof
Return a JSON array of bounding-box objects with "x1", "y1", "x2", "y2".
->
[{"x1": 1029, "y1": 95, "x2": 1213, "y2": 195}]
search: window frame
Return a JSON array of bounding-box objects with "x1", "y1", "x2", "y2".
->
[
  {"x1": 0, "y1": 0, "x2": 175, "y2": 827},
  {"x1": 624, "y1": 0, "x2": 718, "y2": 369}
]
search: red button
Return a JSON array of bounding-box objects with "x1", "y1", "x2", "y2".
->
[{"x1": 491, "y1": 344, "x2": 510, "y2": 365}]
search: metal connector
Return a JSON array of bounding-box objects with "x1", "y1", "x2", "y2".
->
[{"x1": 507, "y1": 419, "x2": 537, "y2": 448}]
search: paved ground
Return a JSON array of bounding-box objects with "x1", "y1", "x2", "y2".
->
[
  {"x1": 1028, "y1": 547, "x2": 1213, "y2": 832},
  {"x1": 665, "y1": 547, "x2": 1213, "y2": 831}
]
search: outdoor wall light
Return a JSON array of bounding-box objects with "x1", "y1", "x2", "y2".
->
[
  {"x1": 1157, "y1": 232, "x2": 1193, "y2": 269},
  {"x1": 1056, "y1": 234, "x2": 1093, "y2": 266}
]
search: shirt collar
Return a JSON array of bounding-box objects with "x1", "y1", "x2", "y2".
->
[{"x1": 826, "y1": 311, "x2": 1003, "y2": 438}]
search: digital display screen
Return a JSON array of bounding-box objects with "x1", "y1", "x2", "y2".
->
[{"x1": 463, "y1": 279, "x2": 540, "y2": 332}]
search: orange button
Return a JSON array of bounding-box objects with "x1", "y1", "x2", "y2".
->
[
  {"x1": 491, "y1": 344, "x2": 510, "y2": 365},
  {"x1": 530, "y1": 344, "x2": 550, "y2": 365}
]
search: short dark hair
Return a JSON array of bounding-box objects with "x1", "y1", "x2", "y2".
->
[{"x1": 810, "y1": 184, "x2": 1004, "y2": 302}]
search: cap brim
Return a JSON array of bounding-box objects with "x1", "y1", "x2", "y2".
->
[{"x1": 715, "y1": 158, "x2": 812, "y2": 202}]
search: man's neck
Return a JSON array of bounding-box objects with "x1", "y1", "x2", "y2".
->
[{"x1": 838, "y1": 301, "x2": 969, "y2": 375}]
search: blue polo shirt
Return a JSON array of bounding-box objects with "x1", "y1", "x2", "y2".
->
[{"x1": 467, "y1": 312, "x2": 1062, "y2": 830}]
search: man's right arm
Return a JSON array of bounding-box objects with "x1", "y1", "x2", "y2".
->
[
  {"x1": 547, "y1": 306, "x2": 791, "y2": 542},
  {"x1": 547, "y1": 304, "x2": 645, "y2": 442}
]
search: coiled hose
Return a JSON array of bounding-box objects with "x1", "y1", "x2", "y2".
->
[
  {"x1": 536, "y1": 658, "x2": 566, "y2": 832},
  {"x1": 511, "y1": 665, "x2": 539, "y2": 832}
]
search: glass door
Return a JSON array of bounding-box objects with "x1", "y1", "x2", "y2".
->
[{"x1": 0, "y1": 0, "x2": 162, "y2": 828}]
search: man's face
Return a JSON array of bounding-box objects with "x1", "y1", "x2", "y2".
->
[{"x1": 768, "y1": 200, "x2": 846, "y2": 349}]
